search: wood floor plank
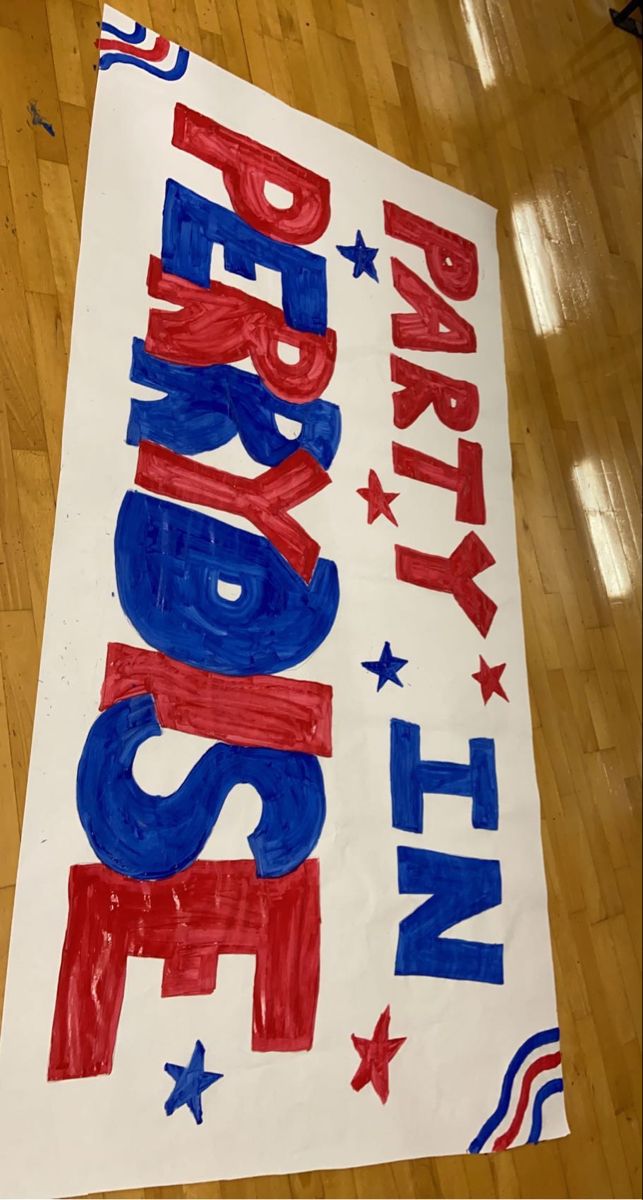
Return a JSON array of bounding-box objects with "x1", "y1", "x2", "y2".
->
[
  {"x1": 0, "y1": 885, "x2": 15, "y2": 1027},
  {"x1": 46, "y1": 0, "x2": 87, "y2": 107},
  {"x1": 24, "y1": 290, "x2": 67, "y2": 493},
  {"x1": 0, "y1": 400, "x2": 32, "y2": 612},
  {"x1": 0, "y1": 166, "x2": 47, "y2": 452},
  {"x1": 2, "y1": 0, "x2": 68, "y2": 166},
  {"x1": 0, "y1": 26, "x2": 58, "y2": 295},
  {"x1": 37, "y1": 157, "x2": 79, "y2": 354},
  {"x1": 0, "y1": 612, "x2": 39, "y2": 827},
  {"x1": 0, "y1": 664, "x2": 20, "y2": 889},
  {"x1": 13, "y1": 449, "x2": 56, "y2": 647}
]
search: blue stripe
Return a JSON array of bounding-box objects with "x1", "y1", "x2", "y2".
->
[
  {"x1": 527, "y1": 1077, "x2": 564, "y2": 1144},
  {"x1": 468, "y1": 1027, "x2": 560, "y2": 1154},
  {"x1": 100, "y1": 20, "x2": 147, "y2": 43},
  {"x1": 98, "y1": 47, "x2": 189, "y2": 80}
]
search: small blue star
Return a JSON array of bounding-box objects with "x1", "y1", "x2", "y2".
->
[
  {"x1": 337, "y1": 230, "x2": 379, "y2": 281},
  {"x1": 362, "y1": 641, "x2": 408, "y2": 691},
  {"x1": 164, "y1": 1040, "x2": 222, "y2": 1125}
]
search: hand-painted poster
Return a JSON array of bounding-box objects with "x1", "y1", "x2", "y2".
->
[{"x1": 0, "y1": 9, "x2": 569, "y2": 1196}]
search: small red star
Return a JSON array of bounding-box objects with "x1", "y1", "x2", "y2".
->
[
  {"x1": 472, "y1": 657, "x2": 509, "y2": 704},
  {"x1": 357, "y1": 470, "x2": 399, "y2": 525},
  {"x1": 350, "y1": 1006, "x2": 406, "y2": 1104}
]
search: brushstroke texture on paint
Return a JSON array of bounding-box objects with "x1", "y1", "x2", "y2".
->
[
  {"x1": 48, "y1": 859, "x2": 321, "y2": 1079},
  {"x1": 77, "y1": 694, "x2": 326, "y2": 879}
]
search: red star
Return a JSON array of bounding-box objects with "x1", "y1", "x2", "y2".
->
[
  {"x1": 357, "y1": 470, "x2": 399, "y2": 525},
  {"x1": 350, "y1": 1006, "x2": 406, "y2": 1104},
  {"x1": 472, "y1": 656, "x2": 509, "y2": 704}
]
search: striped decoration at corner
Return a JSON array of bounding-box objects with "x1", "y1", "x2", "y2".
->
[
  {"x1": 96, "y1": 18, "x2": 189, "y2": 81},
  {"x1": 469, "y1": 1027, "x2": 564, "y2": 1153}
]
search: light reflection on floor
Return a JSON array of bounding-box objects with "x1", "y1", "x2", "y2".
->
[{"x1": 571, "y1": 459, "x2": 633, "y2": 600}]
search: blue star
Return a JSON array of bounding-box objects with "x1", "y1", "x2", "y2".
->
[
  {"x1": 336, "y1": 230, "x2": 379, "y2": 281},
  {"x1": 164, "y1": 1040, "x2": 222, "y2": 1124},
  {"x1": 361, "y1": 641, "x2": 408, "y2": 691}
]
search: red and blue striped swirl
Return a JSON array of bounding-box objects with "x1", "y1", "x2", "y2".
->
[
  {"x1": 469, "y1": 1027, "x2": 564, "y2": 1153},
  {"x1": 97, "y1": 19, "x2": 189, "y2": 80}
]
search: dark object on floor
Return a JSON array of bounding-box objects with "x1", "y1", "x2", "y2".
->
[{"x1": 610, "y1": 1, "x2": 643, "y2": 37}]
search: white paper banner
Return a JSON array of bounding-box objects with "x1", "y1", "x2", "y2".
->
[{"x1": 0, "y1": 9, "x2": 568, "y2": 1196}]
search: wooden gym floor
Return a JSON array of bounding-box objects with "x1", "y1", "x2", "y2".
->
[{"x1": 0, "y1": 1, "x2": 641, "y2": 1197}]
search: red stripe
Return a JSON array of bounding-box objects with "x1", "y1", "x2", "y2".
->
[
  {"x1": 97, "y1": 35, "x2": 170, "y2": 62},
  {"x1": 492, "y1": 1051, "x2": 562, "y2": 1151},
  {"x1": 100, "y1": 641, "x2": 333, "y2": 757}
]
